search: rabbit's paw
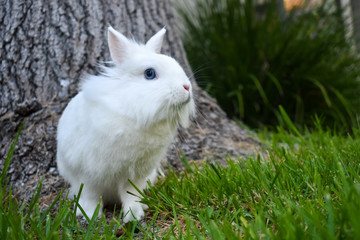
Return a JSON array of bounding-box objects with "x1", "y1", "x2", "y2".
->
[
  {"x1": 76, "y1": 196, "x2": 103, "y2": 219},
  {"x1": 141, "y1": 203, "x2": 149, "y2": 210},
  {"x1": 122, "y1": 202, "x2": 145, "y2": 223}
]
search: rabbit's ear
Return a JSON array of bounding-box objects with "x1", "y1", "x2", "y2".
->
[
  {"x1": 146, "y1": 27, "x2": 166, "y2": 53},
  {"x1": 108, "y1": 26, "x2": 129, "y2": 65}
]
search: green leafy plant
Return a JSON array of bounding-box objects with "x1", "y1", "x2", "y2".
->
[{"x1": 177, "y1": 0, "x2": 360, "y2": 130}]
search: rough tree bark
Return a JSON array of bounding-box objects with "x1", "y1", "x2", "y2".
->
[{"x1": 0, "y1": 0, "x2": 259, "y2": 200}]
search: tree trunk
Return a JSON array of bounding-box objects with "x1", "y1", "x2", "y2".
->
[{"x1": 0, "y1": 0, "x2": 259, "y2": 197}]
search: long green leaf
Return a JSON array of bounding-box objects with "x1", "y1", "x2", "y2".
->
[
  {"x1": 278, "y1": 105, "x2": 303, "y2": 139},
  {"x1": 249, "y1": 74, "x2": 270, "y2": 106},
  {"x1": 310, "y1": 78, "x2": 332, "y2": 107}
]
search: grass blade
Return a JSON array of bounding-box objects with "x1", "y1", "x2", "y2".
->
[{"x1": 1, "y1": 121, "x2": 25, "y2": 184}]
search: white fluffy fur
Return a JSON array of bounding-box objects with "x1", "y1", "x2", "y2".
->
[{"x1": 56, "y1": 27, "x2": 195, "y2": 223}]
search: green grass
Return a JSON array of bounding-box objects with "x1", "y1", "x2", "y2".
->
[
  {"x1": 142, "y1": 123, "x2": 360, "y2": 239},
  {"x1": 2, "y1": 122, "x2": 360, "y2": 239},
  {"x1": 177, "y1": 0, "x2": 360, "y2": 130}
]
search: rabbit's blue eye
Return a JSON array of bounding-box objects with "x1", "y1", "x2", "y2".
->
[{"x1": 144, "y1": 68, "x2": 156, "y2": 80}]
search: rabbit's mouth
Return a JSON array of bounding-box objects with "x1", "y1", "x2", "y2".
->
[
  {"x1": 184, "y1": 94, "x2": 192, "y2": 103},
  {"x1": 174, "y1": 96, "x2": 192, "y2": 109}
]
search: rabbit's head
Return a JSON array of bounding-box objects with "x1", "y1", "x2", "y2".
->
[{"x1": 82, "y1": 27, "x2": 195, "y2": 128}]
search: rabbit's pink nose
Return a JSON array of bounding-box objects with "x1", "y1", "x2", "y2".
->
[{"x1": 183, "y1": 85, "x2": 190, "y2": 91}]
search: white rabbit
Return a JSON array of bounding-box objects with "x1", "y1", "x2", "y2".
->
[{"x1": 56, "y1": 26, "x2": 195, "y2": 223}]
